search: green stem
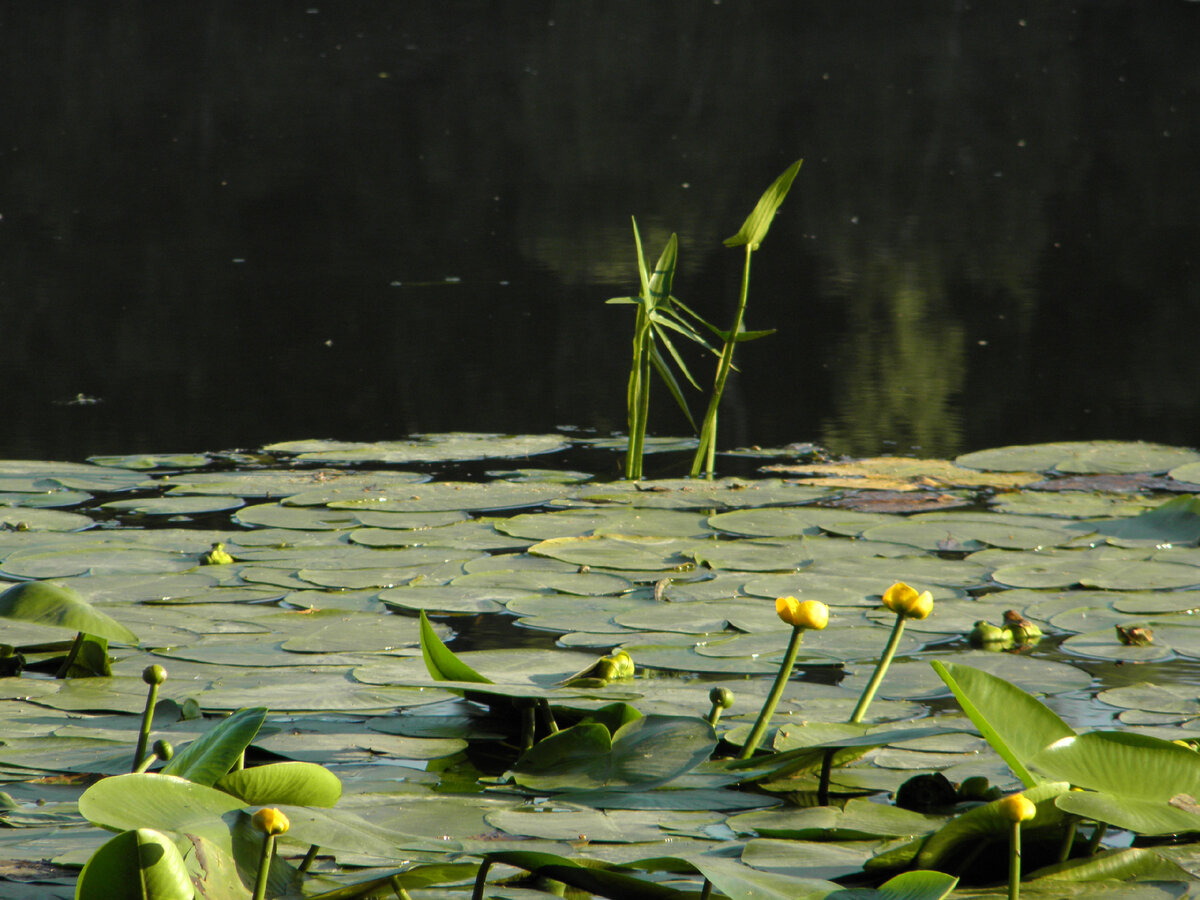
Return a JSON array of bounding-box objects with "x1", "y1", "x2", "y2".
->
[
  {"x1": 133, "y1": 681, "x2": 161, "y2": 772},
  {"x1": 252, "y1": 832, "x2": 275, "y2": 900},
  {"x1": 519, "y1": 702, "x2": 536, "y2": 751},
  {"x1": 739, "y1": 625, "x2": 803, "y2": 759},
  {"x1": 1008, "y1": 821, "x2": 1022, "y2": 900},
  {"x1": 817, "y1": 748, "x2": 835, "y2": 806},
  {"x1": 133, "y1": 750, "x2": 159, "y2": 774},
  {"x1": 1056, "y1": 814, "x2": 1079, "y2": 863},
  {"x1": 1087, "y1": 821, "x2": 1107, "y2": 856},
  {"x1": 537, "y1": 698, "x2": 560, "y2": 734},
  {"x1": 471, "y1": 858, "x2": 495, "y2": 900},
  {"x1": 691, "y1": 244, "x2": 753, "y2": 478},
  {"x1": 389, "y1": 876, "x2": 414, "y2": 900},
  {"x1": 849, "y1": 615, "x2": 907, "y2": 724},
  {"x1": 699, "y1": 877, "x2": 714, "y2": 900},
  {"x1": 297, "y1": 844, "x2": 319, "y2": 873},
  {"x1": 626, "y1": 311, "x2": 652, "y2": 480},
  {"x1": 54, "y1": 632, "x2": 84, "y2": 679}
]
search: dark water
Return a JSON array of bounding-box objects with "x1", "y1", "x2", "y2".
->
[{"x1": 4, "y1": 1, "x2": 1198, "y2": 464}]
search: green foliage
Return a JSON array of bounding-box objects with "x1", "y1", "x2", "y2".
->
[
  {"x1": 931, "y1": 661, "x2": 1075, "y2": 787},
  {"x1": 160, "y1": 707, "x2": 267, "y2": 786},
  {"x1": 75, "y1": 827, "x2": 195, "y2": 900},
  {"x1": 691, "y1": 159, "x2": 802, "y2": 478}
]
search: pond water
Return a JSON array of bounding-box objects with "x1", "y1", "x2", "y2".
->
[
  {"x1": 4, "y1": 2, "x2": 1199, "y2": 464},
  {"x1": 5, "y1": 437, "x2": 1200, "y2": 895}
]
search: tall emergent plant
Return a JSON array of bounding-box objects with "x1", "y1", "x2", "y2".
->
[
  {"x1": 691, "y1": 158, "x2": 802, "y2": 478},
  {"x1": 607, "y1": 221, "x2": 709, "y2": 480}
]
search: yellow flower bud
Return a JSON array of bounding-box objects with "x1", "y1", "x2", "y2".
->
[
  {"x1": 882, "y1": 582, "x2": 933, "y2": 620},
  {"x1": 997, "y1": 792, "x2": 1037, "y2": 823},
  {"x1": 252, "y1": 807, "x2": 290, "y2": 836},
  {"x1": 775, "y1": 597, "x2": 829, "y2": 631}
]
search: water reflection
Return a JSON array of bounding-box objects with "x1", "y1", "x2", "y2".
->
[
  {"x1": 821, "y1": 251, "x2": 966, "y2": 459},
  {"x1": 1, "y1": 2, "x2": 1197, "y2": 460}
]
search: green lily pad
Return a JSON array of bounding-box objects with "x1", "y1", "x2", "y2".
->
[
  {"x1": 326, "y1": 481, "x2": 575, "y2": 513},
  {"x1": 958, "y1": 442, "x2": 1200, "y2": 475},
  {"x1": 0, "y1": 508, "x2": 93, "y2": 531},
  {"x1": 101, "y1": 495, "x2": 245, "y2": 516},
  {"x1": 265, "y1": 433, "x2": 569, "y2": 463}
]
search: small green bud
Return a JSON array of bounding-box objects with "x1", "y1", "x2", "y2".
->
[
  {"x1": 968, "y1": 620, "x2": 1012, "y2": 648},
  {"x1": 957, "y1": 775, "x2": 991, "y2": 801},
  {"x1": 142, "y1": 664, "x2": 167, "y2": 686},
  {"x1": 709, "y1": 686, "x2": 735, "y2": 710},
  {"x1": 1002, "y1": 610, "x2": 1043, "y2": 644},
  {"x1": 610, "y1": 649, "x2": 635, "y2": 678},
  {"x1": 152, "y1": 739, "x2": 174, "y2": 761}
]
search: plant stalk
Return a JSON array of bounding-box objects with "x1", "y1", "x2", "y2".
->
[
  {"x1": 297, "y1": 844, "x2": 319, "y2": 873},
  {"x1": 252, "y1": 832, "x2": 276, "y2": 900},
  {"x1": 1056, "y1": 814, "x2": 1079, "y2": 863},
  {"x1": 738, "y1": 625, "x2": 803, "y2": 759},
  {"x1": 699, "y1": 877, "x2": 714, "y2": 900},
  {"x1": 817, "y1": 748, "x2": 835, "y2": 807},
  {"x1": 54, "y1": 631, "x2": 84, "y2": 679},
  {"x1": 389, "y1": 876, "x2": 414, "y2": 900},
  {"x1": 1087, "y1": 822, "x2": 1107, "y2": 856},
  {"x1": 849, "y1": 614, "x2": 907, "y2": 724},
  {"x1": 1008, "y1": 820, "x2": 1022, "y2": 900},
  {"x1": 133, "y1": 681, "x2": 161, "y2": 772},
  {"x1": 471, "y1": 858, "x2": 495, "y2": 900},
  {"x1": 691, "y1": 244, "x2": 753, "y2": 478}
]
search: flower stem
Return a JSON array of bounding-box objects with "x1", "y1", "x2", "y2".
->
[
  {"x1": 1008, "y1": 820, "x2": 1022, "y2": 900},
  {"x1": 133, "y1": 681, "x2": 161, "y2": 772},
  {"x1": 252, "y1": 832, "x2": 275, "y2": 900},
  {"x1": 849, "y1": 614, "x2": 907, "y2": 724},
  {"x1": 739, "y1": 625, "x2": 803, "y2": 759},
  {"x1": 691, "y1": 245, "x2": 753, "y2": 478}
]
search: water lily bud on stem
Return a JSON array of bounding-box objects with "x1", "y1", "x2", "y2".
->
[
  {"x1": 739, "y1": 598, "x2": 830, "y2": 759},
  {"x1": 706, "y1": 686, "x2": 735, "y2": 727},
  {"x1": 850, "y1": 583, "x2": 934, "y2": 724},
  {"x1": 252, "y1": 808, "x2": 290, "y2": 900},
  {"x1": 133, "y1": 665, "x2": 168, "y2": 773},
  {"x1": 999, "y1": 792, "x2": 1036, "y2": 900}
]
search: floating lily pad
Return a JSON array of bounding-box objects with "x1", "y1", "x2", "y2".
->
[
  {"x1": 266, "y1": 433, "x2": 569, "y2": 463},
  {"x1": 102, "y1": 495, "x2": 246, "y2": 516},
  {"x1": 326, "y1": 481, "x2": 573, "y2": 513},
  {"x1": 0, "y1": 509, "x2": 93, "y2": 532},
  {"x1": 570, "y1": 478, "x2": 831, "y2": 510},
  {"x1": 527, "y1": 535, "x2": 697, "y2": 571},
  {"x1": 88, "y1": 453, "x2": 213, "y2": 470},
  {"x1": 957, "y1": 442, "x2": 1200, "y2": 475},
  {"x1": 765, "y1": 457, "x2": 1040, "y2": 490},
  {"x1": 234, "y1": 503, "x2": 360, "y2": 530}
]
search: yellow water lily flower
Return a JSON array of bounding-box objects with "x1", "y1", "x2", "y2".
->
[
  {"x1": 775, "y1": 596, "x2": 829, "y2": 631},
  {"x1": 252, "y1": 807, "x2": 290, "y2": 836},
  {"x1": 997, "y1": 792, "x2": 1037, "y2": 823},
  {"x1": 882, "y1": 582, "x2": 933, "y2": 620}
]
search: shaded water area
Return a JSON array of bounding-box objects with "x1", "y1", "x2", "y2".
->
[{"x1": 3, "y1": 2, "x2": 1199, "y2": 465}]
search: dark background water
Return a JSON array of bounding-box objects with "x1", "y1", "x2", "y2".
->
[{"x1": 4, "y1": 1, "x2": 1198, "y2": 465}]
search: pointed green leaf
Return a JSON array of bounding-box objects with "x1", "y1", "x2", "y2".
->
[
  {"x1": 160, "y1": 707, "x2": 267, "y2": 786},
  {"x1": 418, "y1": 609, "x2": 492, "y2": 683},
  {"x1": 931, "y1": 660, "x2": 1075, "y2": 787},
  {"x1": 1034, "y1": 730, "x2": 1200, "y2": 798},
  {"x1": 646, "y1": 233, "x2": 678, "y2": 311},
  {"x1": 724, "y1": 158, "x2": 802, "y2": 248},
  {"x1": 76, "y1": 828, "x2": 195, "y2": 900},
  {"x1": 79, "y1": 772, "x2": 245, "y2": 843},
  {"x1": 0, "y1": 580, "x2": 138, "y2": 644},
  {"x1": 216, "y1": 761, "x2": 342, "y2": 808}
]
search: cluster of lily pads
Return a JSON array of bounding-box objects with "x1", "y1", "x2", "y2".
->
[{"x1": 4, "y1": 435, "x2": 1200, "y2": 898}]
